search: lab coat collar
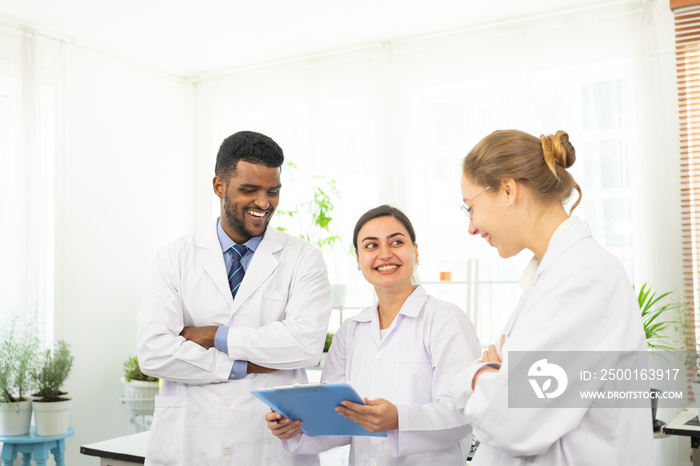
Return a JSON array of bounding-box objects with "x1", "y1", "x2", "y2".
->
[
  {"x1": 195, "y1": 220, "x2": 284, "y2": 311},
  {"x1": 537, "y1": 216, "x2": 588, "y2": 272},
  {"x1": 505, "y1": 218, "x2": 591, "y2": 337},
  {"x1": 518, "y1": 217, "x2": 590, "y2": 293},
  {"x1": 351, "y1": 284, "x2": 428, "y2": 323},
  {"x1": 196, "y1": 221, "x2": 234, "y2": 305},
  {"x1": 216, "y1": 218, "x2": 263, "y2": 254},
  {"x1": 231, "y1": 227, "x2": 284, "y2": 313},
  {"x1": 351, "y1": 285, "x2": 427, "y2": 347}
]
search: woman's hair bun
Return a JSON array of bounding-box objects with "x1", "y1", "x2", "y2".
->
[{"x1": 540, "y1": 130, "x2": 576, "y2": 178}]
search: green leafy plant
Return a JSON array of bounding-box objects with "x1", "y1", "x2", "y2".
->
[
  {"x1": 665, "y1": 288, "x2": 700, "y2": 378},
  {"x1": 32, "y1": 340, "x2": 74, "y2": 402},
  {"x1": 636, "y1": 283, "x2": 686, "y2": 351},
  {"x1": 323, "y1": 332, "x2": 334, "y2": 353},
  {"x1": 123, "y1": 355, "x2": 158, "y2": 382},
  {"x1": 0, "y1": 316, "x2": 40, "y2": 403},
  {"x1": 275, "y1": 162, "x2": 345, "y2": 252}
]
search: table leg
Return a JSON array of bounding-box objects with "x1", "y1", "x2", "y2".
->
[
  {"x1": 21, "y1": 452, "x2": 32, "y2": 466},
  {"x1": 0, "y1": 444, "x2": 17, "y2": 466},
  {"x1": 32, "y1": 444, "x2": 49, "y2": 466},
  {"x1": 52, "y1": 439, "x2": 67, "y2": 466}
]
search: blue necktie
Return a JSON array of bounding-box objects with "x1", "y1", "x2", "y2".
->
[{"x1": 228, "y1": 244, "x2": 247, "y2": 299}]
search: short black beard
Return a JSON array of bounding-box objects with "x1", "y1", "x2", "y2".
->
[{"x1": 223, "y1": 195, "x2": 267, "y2": 241}]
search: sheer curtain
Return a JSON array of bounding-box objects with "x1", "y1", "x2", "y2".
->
[
  {"x1": 0, "y1": 24, "x2": 61, "y2": 344},
  {"x1": 195, "y1": 0, "x2": 677, "y2": 342}
]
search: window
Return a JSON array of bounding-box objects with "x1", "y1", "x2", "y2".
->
[
  {"x1": 673, "y1": 1, "x2": 700, "y2": 353},
  {"x1": 408, "y1": 68, "x2": 634, "y2": 342},
  {"x1": 0, "y1": 28, "x2": 58, "y2": 345}
]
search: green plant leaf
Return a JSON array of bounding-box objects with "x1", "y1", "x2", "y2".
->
[{"x1": 635, "y1": 283, "x2": 688, "y2": 352}]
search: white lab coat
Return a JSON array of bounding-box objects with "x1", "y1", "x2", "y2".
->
[
  {"x1": 451, "y1": 218, "x2": 654, "y2": 466},
  {"x1": 137, "y1": 221, "x2": 331, "y2": 466},
  {"x1": 283, "y1": 285, "x2": 481, "y2": 465}
]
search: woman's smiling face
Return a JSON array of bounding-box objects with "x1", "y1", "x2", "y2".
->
[
  {"x1": 461, "y1": 174, "x2": 521, "y2": 258},
  {"x1": 355, "y1": 215, "x2": 418, "y2": 292}
]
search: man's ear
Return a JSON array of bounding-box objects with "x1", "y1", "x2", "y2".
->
[{"x1": 213, "y1": 176, "x2": 225, "y2": 200}]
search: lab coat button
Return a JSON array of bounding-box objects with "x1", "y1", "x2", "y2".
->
[
  {"x1": 375, "y1": 351, "x2": 383, "y2": 359},
  {"x1": 222, "y1": 400, "x2": 232, "y2": 408},
  {"x1": 223, "y1": 448, "x2": 232, "y2": 456}
]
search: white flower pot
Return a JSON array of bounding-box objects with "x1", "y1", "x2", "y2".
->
[
  {"x1": 0, "y1": 400, "x2": 32, "y2": 436},
  {"x1": 121, "y1": 378, "x2": 159, "y2": 416},
  {"x1": 32, "y1": 399, "x2": 72, "y2": 436}
]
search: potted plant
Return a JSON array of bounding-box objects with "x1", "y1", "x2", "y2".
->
[
  {"x1": 121, "y1": 355, "x2": 159, "y2": 420},
  {"x1": 275, "y1": 163, "x2": 343, "y2": 251},
  {"x1": 637, "y1": 283, "x2": 683, "y2": 352},
  {"x1": 275, "y1": 162, "x2": 349, "y2": 310},
  {"x1": 0, "y1": 316, "x2": 39, "y2": 436},
  {"x1": 31, "y1": 340, "x2": 74, "y2": 436},
  {"x1": 636, "y1": 283, "x2": 688, "y2": 430}
]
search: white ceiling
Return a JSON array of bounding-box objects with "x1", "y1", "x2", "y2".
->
[{"x1": 0, "y1": 0, "x2": 616, "y2": 78}]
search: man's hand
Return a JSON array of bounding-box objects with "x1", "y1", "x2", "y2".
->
[
  {"x1": 335, "y1": 398, "x2": 398, "y2": 433},
  {"x1": 180, "y1": 327, "x2": 278, "y2": 375},
  {"x1": 247, "y1": 362, "x2": 277, "y2": 374},
  {"x1": 180, "y1": 326, "x2": 218, "y2": 349}
]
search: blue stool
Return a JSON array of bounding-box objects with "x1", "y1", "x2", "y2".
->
[{"x1": 0, "y1": 426, "x2": 74, "y2": 466}]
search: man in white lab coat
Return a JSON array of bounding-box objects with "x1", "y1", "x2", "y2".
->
[{"x1": 137, "y1": 131, "x2": 331, "y2": 465}]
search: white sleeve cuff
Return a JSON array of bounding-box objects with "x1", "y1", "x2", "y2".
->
[{"x1": 451, "y1": 362, "x2": 500, "y2": 412}]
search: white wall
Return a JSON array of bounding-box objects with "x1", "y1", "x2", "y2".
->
[{"x1": 55, "y1": 48, "x2": 195, "y2": 465}]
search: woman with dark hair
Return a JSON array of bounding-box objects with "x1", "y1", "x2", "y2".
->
[
  {"x1": 265, "y1": 205, "x2": 481, "y2": 465},
  {"x1": 452, "y1": 130, "x2": 653, "y2": 465}
]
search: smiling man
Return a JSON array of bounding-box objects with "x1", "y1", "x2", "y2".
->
[{"x1": 137, "y1": 131, "x2": 331, "y2": 466}]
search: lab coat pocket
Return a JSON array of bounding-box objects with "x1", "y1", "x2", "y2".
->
[
  {"x1": 147, "y1": 395, "x2": 187, "y2": 465},
  {"x1": 260, "y1": 290, "x2": 288, "y2": 323},
  {"x1": 393, "y1": 352, "x2": 433, "y2": 404}
]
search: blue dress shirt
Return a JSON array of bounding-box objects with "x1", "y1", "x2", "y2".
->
[{"x1": 214, "y1": 218, "x2": 264, "y2": 380}]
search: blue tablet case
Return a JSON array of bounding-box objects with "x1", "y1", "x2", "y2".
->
[{"x1": 251, "y1": 383, "x2": 387, "y2": 437}]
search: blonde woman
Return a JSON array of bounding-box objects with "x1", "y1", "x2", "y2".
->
[
  {"x1": 452, "y1": 130, "x2": 653, "y2": 465},
  {"x1": 266, "y1": 205, "x2": 481, "y2": 465}
]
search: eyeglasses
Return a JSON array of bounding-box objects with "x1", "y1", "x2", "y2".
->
[{"x1": 460, "y1": 186, "x2": 490, "y2": 220}]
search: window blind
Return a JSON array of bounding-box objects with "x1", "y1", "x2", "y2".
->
[{"x1": 674, "y1": 1, "x2": 700, "y2": 368}]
